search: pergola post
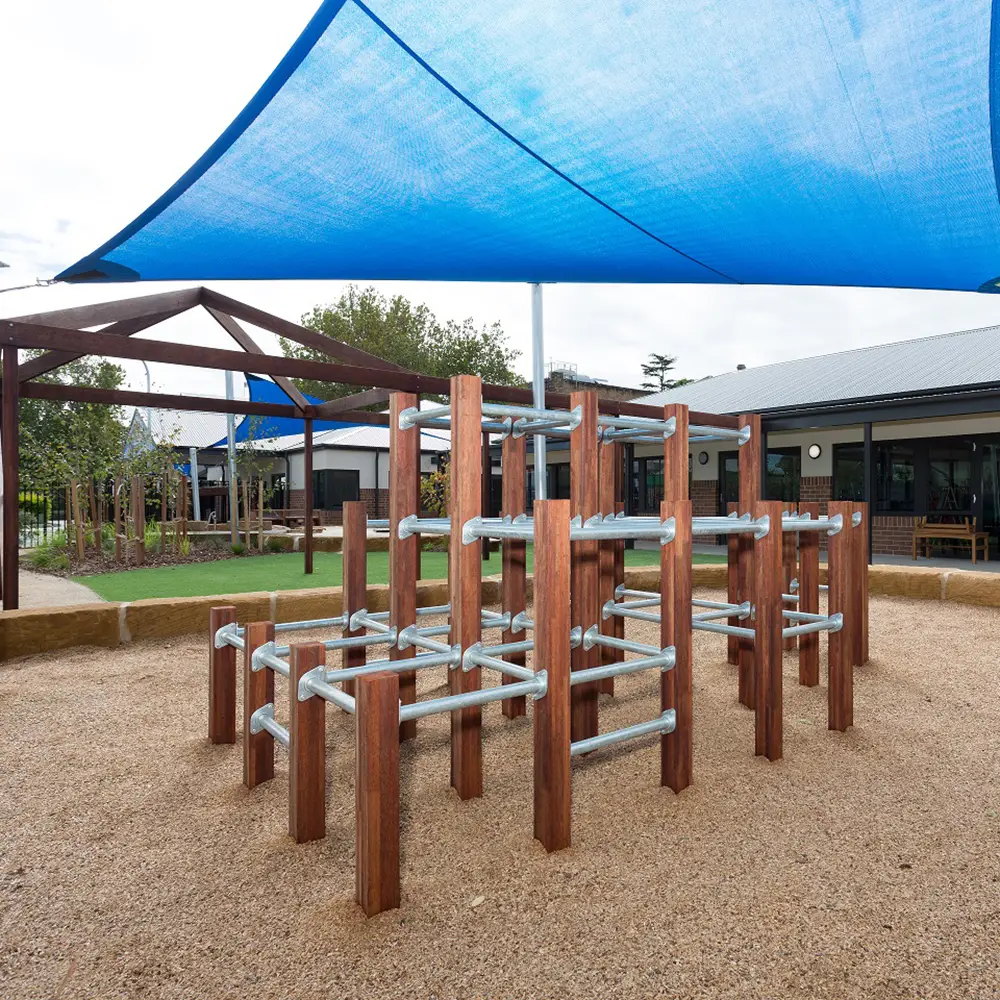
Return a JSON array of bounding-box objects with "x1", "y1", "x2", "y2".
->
[
  {"x1": 341, "y1": 500, "x2": 368, "y2": 700},
  {"x1": 2, "y1": 346, "x2": 19, "y2": 609},
  {"x1": 303, "y1": 416, "x2": 314, "y2": 574},
  {"x1": 737, "y1": 413, "x2": 761, "y2": 709}
]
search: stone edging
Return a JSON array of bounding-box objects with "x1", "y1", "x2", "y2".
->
[{"x1": 1, "y1": 563, "x2": 997, "y2": 662}]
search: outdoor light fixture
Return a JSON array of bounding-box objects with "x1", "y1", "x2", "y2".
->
[
  {"x1": 807, "y1": 443, "x2": 822, "y2": 459},
  {"x1": 698, "y1": 451, "x2": 709, "y2": 465}
]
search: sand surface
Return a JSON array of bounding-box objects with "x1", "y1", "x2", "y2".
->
[{"x1": 1, "y1": 591, "x2": 998, "y2": 999}]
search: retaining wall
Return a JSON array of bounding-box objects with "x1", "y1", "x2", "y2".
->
[{"x1": 1, "y1": 564, "x2": 996, "y2": 662}]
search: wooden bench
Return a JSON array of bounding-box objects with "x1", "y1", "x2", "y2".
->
[{"x1": 912, "y1": 516, "x2": 989, "y2": 564}]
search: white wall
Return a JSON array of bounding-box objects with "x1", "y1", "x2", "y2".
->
[{"x1": 288, "y1": 449, "x2": 439, "y2": 489}]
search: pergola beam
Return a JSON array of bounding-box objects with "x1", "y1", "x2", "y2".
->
[
  {"x1": 8, "y1": 287, "x2": 202, "y2": 331},
  {"x1": 314, "y1": 388, "x2": 391, "y2": 417},
  {"x1": 204, "y1": 306, "x2": 310, "y2": 411}
]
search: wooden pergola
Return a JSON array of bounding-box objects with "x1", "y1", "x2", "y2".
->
[{"x1": 0, "y1": 286, "x2": 737, "y2": 610}]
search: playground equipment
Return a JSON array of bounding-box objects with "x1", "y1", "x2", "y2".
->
[{"x1": 208, "y1": 375, "x2": 869, "y2": 916}]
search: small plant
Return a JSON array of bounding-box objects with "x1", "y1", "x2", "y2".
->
[
  {"x1": 180, "y1": 538, "x2": 191, "y2": 557},
  {"x1": 231, "y1": 541, "x2": 247, "y2": 556},
  {"x1": 265, "y1": 536, "x2": 286, "y2": 553}
]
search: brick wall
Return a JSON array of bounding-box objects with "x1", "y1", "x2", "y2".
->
[
  {"x1": 872, "y1": 515, "x2": 916, "y2": 556},
  {"x1": 799, "y1": 475, "x2": 832, "y2": 513},
  {"x1": 691, "y1": 479, "x2": 718, "y2": 517}
]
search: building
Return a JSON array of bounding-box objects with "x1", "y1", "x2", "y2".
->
[
  {"x1": 544, "y1": 362, "x2": 646, "y2": 402},
  {"x1": 129, "y1": 377, "x2": 449, "y2": 523},
  {"x1": 628, "y1": 325, "x2": 1000, "y2": 555}
]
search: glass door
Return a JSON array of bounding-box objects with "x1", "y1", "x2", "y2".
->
[{"x1": 981, "y1": 441, "x2": 1000, "y2": 541}]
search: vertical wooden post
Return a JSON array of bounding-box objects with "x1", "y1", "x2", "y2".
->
[
  {"x1": 737, "y1": 414, "x2": 761, "y2": 708},
  {"x1": 389, "y1": 391, "x2": 420, "y2": 740},
  {"x1": 356, "y1": 671, "x2": 401, "y2": 916},
  {"x1": 2, "y1": 347, "x2": 19, "y2": 609},
  {"x1": 597, "y1": 440, "x2": 622, "y2": 696},
  {"x1": 726, "y1": 501, "x2": 740, "y2": 665},
  {"x1": 304, "y1": 417, "x2": 314, "y2": 574},
  {"x1": 243, "y1": 620, "x2": 276, "y2": 788},
  {"x1": 782, "y1": 515, "x2": 797, "y2": 651},
  {"x1": 856, "y1": 500, "x2": 869, "y2": 666},
  {"x1": 342, "y1": 500, "x2": 368, "y2": 701},
  {"x1": 827, "y1": 502, "x2": 854, "y2": 732},
  {"x1": 70, "y1": 479, "x2": 85, "y2": 561},
  {"x1": 161, "y1": 470, "x2": 169, "y2": 553},
  {"x1": 208, "y1": 605, "x2": 238, "y2": 743},
  {"x1": 449, "y1": 375, "x2": 483, "y2": 799},
  {"x1": 501, "y1": 432, "x2": 527, "y2": 719},
  {"x1": 533, "y1": 499, "x2": 572, "y2": 852},
  {"x1": 257, "y1": 478, "x2": 264, "y2": 552},
  {"x1": 753, "y1": 500, "x2": 783, "y2": 761},
  {"x1": 797, "y1": 502, "x2": 820, "y2": 687},
  {"x1": 131, "y1": 475, "x2": 145, "y2": 565},
  {"x1": 661, "y1": 499, "x2": 693, "y2": 791},
  {"x1": 88, "y1": 479, "x2": 100, "y2": 550},
  {"x1": 661, "y1": 403, "x2": 690, "y2": 501},
  {"x1": 113, "y1": 478, "x2": 122, "y2": 563},
  {"x1": 481, "y1": 431, "x2": 492, "y2": 562},
  {"x1": 570, "y1": 390, "x2": 600, "y2": 742},
  {"x1": 289, "y1": 642, "x2": 327, "y2": 843}
]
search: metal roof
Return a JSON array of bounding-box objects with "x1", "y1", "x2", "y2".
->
[
  {"x1": 137, "y1": 408, "x2": 231, "y2": 449},
  {"x1": 256, "y1": 424, "x2": 450, "y2": 454},
  {"x1": 638, "y1": 324, "x2": 1000, "y2": 415}
]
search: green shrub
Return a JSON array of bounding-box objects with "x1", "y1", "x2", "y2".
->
[
  {"x1": 180, "y1": 538, "x2": 191, "y2": 557},
  {"x1": 231, "y1": 541, "x2": 247, "y2": 556},
  {"x1": 265, "y1": 536, "x2": 287, "y2": 553}
]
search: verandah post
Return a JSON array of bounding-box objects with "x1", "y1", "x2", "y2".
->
[{"x1": 533, "y1": 498, "x2": 572, "y2": 852}]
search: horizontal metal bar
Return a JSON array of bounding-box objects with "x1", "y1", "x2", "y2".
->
[
  {"x1": 582, "y1": 625, "x2": 662, "y2": 657},
  {"x1": 463, "y1": 644, "x2": 536, "y2": 680},
  {"x1": 323, "y1": 647, "x2": 459, "y2": 685},
  {"x1": 300, "y1": 669, "x2": 357, "y2": 713},
  {"x1": 616, "y1": 596, "x2": 662, "y2": 612},
  {"x1": 251, "y1": 644, "x2": 291, "y2": 678},
  {"x1": 399, "y1": 674, "x2": 547, "y2": 722},
  {"x1": 603, "y1": 601, "x2": 661, "y2": 624},
  {"x1": 693, "y1": 602, "x2": 750, "y2": 622},
  {"x1": 782, "y1": 610, "x2": 827, "y2": 622},
  {"x1": 214, "y1": 622, "x2": 244, "y2": 650},
  {"x1": 689, "y1": 422, "x2": 749, "y2": 441},
  {"x1": 782, "y1": 613, "x2": 843, "y2": 638},
  {"x1": 479, "y1": 639, "x2": 534, "y2": 658},
  {"x1": 482, "y1": 401, "x2": 578, "y2": 423},
  {"x1": 350, "y1": 611, "x2": 395, "y2": 635},
  {"x1": 397, "y1": 624, "x2": 453, "y2": 655},
  {"x1": 692, "y1": 619, "x2": 755, "y2": 640},
  {"x1": 571, "y1": 649, "x2": 675, "y2": 687},
  {"x1": 511, "y1": 612, "x2": 534, "y2": 633},
  {"x1": 616, "y1": 586, "x2": 660, "y2": 600},
  {"x1": 248, "y1": 704, "x2": 289, "y2": 748},
  {"x1": 571, "y1": 710, "x2": 676, "y2": 757},
  {"x1": 366, "y1": 519, "x2": 390, "y2": 529},
  {"x1": 274, "y1": 614, "x2": 348, "y2": 633}
]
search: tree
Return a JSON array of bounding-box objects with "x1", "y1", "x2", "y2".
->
[
  {"x1": 20, "y1": 354, "x2": 128, "y2": 493},
  {"x1": 281, "y1": 285, "x2": 525, "y2": 400},
  {"x1": 640, "y1": 352, "x2": 691, "y2": 393}
]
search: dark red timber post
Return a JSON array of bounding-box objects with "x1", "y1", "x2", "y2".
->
[
  {"x1": 856, "y1": 500, "x2": 870, "y2": 666},
  {"x1": 753, "y1": 499, "x2": 783, "y2": 761},
  {"x1": 356, "y1": 670, "x2": 401, "y2": 916},
  {"x1": 501, "y1": 431, "x2": 528, "y2": 719},
  {"x1": 827, "y1": 501, "x2": 854, "y2": 732},
  {"x1": 661, "y1": 498, "x2": 693, "y2": 792},
  {"x1": 737, "y1": 413, "x2": 762, "y2": 709},
  {"x1": 243, "y1": 620, "x2": 276, "y2": 788},
  {"x1": 449, "y1": 375, "x2": 483, "y2": 800},
  {"x1": 208, "y1": 605, "x2": 238, "y2": 744},
  {"x1": 389, "y1": 391, "x2": 420, "y2": 740},
  {"x1": 2, "y1": 346, "x2": 19, "y2": 609},
  {"x1": 341, "y1": 500, "x2": 368, "y2": 701},
  {"x1": 533, "y1": 498, "x2": 572, "y2": 852},
  {"x1": 727, "y1": 501, "x2": 740, "y2": 666},
  {"x1": 303, "y1": 417, "x2": 314, "y2": 575},
  {"x1": 797, "y1": 501, "x2": 821, "y2": 687},
  {"x1": 782, "y1": 511, "x2": 798, "y2": 652},
  {"x1": 570, "y1": 390, "x2": 601, "y2": 742},
  {"x1": 597, "y1": 439, "x2": 623, "y2": 696},
  {"x1": 288, "y1": 642, "x2": 326, "y2": 843}
]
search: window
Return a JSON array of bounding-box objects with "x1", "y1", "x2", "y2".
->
[
  {"x1": 875, "y1": 443, "x2": 915, "y2": 511},
  {"x1": 928, "y1": 441, "x2": 974, "y2": 513},
  {"x1": 312, "y1": 468, "x2": 360, "y2": 509},
  {"x1": 719, "y1": 451, "x2": 739, "y2": 511},
  {"x1": 527, "y1": 463, "x2": 571, "y2": 506},
  {"x1": 765, "y1": 448, "x2": 800, "y2": 504},
  {"x1": 833, "y1": 444, "x2": 864, "y2": 501}
]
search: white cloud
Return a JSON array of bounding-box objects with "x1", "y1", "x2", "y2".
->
[{"x1": 3, "y1": 1, "x2": 1000, "y2": 404}]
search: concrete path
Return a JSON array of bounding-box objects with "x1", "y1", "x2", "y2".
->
[{"x1": 17, "y1": 570, "x2": 105, "y2": 608}]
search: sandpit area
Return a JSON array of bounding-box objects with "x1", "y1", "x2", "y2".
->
[{"x1": 1, "y1": 591, "x2": 998, "y2": 999}]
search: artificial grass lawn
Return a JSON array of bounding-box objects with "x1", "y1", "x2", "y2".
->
[{"x1": 74, "y1": 547, "x2": 725, "y2": 602}]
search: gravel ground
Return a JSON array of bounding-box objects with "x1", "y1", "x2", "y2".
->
[
  {"x1": 1, "y1": 591, "x2": 998, "y2": 999},
  {"x1": 16, "y1": 569, "x2": 104, "y2": 608}
]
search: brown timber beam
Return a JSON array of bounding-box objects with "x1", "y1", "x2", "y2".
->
[{"x1": 2, "y1": 347, "x2": 19, "y2": 609}]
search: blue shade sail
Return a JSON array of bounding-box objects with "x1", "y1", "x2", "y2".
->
[{"x1": 58, "y1": 0, "x2": 1000, "y2": 292}]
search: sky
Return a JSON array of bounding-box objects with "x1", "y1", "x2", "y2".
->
[{"x1": 4, "y1": 0, "x2": 1000, "y2": 404}]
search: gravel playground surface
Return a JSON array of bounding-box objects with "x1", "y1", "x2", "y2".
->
[{"x1": 1, "y1": 592, "x2": 998, "y2": 999}]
